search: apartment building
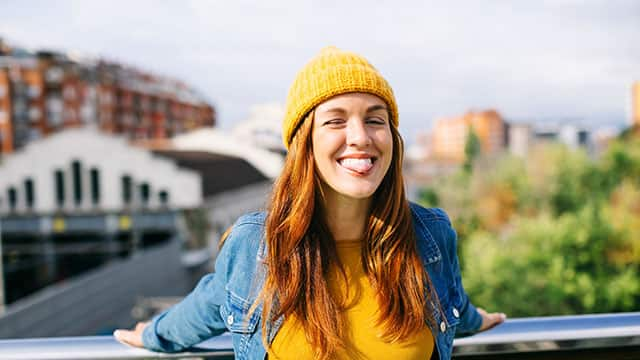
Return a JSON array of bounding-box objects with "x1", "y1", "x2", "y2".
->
[
  {"x1": 431, "y1": 109, "x2": 506, "y2": 162},
  {"x1": 0, "y1": 39, "x2": 215, "y2": 154}
]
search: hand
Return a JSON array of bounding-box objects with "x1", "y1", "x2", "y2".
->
[
  {"x1": 477, "y1": 307, "x2": 506, "y2": 332},
  {"x1": 113, "y1": 322, "x2": 148, "y2": 348}
]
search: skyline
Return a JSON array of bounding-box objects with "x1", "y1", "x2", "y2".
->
[{"x1": 1, "y1": 0, "x2": 639, "y2": 142}]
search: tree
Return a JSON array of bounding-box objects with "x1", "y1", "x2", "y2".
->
[
  {"x1": 463, "y1": 126, "x2": 481, "y2": 173},
  {"x1": 418, "y1": 137, "x2": 640, "y2": 316}
]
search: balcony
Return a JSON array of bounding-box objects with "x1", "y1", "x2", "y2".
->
[{"x1": 0, "y1": 312, "x2": 638, "y2": 359}]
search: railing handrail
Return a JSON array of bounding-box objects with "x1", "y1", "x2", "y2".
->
[{"x1": 0, "y1": 312, "x2": 639, "y2": 359}]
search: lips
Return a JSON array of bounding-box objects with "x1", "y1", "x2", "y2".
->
[{"x1": 338, "y1": 157, "x2": 375, "y2": 174}]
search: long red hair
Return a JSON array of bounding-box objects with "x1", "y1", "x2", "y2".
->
[{"x1": 256, "y1": 110, "x2": 436, "y2": 359}]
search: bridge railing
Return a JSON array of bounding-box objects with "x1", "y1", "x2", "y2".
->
[{"x1": 0, "y1": 312, "x2": 638, "y2": 360}]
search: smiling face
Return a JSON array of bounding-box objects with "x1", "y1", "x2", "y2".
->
[{"x1": 312, "y1": 92, "x2": 394, "y2": 204}]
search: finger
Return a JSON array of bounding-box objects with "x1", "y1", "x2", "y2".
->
[
  {"x1": 486, "y1": 312, "x2": 507, "y2": 327},
  {"x1": 493, "y1": 312, "x2": 507, "y2": 323},
  {"x1": 113, "y1": 329, "x2": 143, "y2": 348}
]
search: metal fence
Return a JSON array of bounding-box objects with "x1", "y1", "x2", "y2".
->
[{"x1": 0, "y1": 312, "x2": 638, "y2": 360}]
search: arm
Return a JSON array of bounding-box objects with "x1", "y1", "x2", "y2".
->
[
  {"x1": 141, "y1": 271, "x2": 228, "y2": 351},
  {"x1": 115, "y1": 228, "x2": 235, "y2": 352},
  {"x1": 437, "y1": 209, "x2": 505, "y2": 336}
]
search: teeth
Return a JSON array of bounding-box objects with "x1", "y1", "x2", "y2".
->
[
  {"x1": 339, "y1": 158, "x2": 374, "y2": 173},
  {"x1": 341, "y1": 158, "x2": 372, "y2": 166}
]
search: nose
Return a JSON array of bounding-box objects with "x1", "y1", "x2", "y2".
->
[{"x1": 346, "y1": 118, "x2": 372, "y2": 147}]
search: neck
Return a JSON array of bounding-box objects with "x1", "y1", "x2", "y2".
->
[{"x1": 321, "y1": 191, "x2": 372, "y2": 242}]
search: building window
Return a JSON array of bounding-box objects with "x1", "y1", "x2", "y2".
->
[
  {"x1": 159, "y1": 190, "x2": 169, "y2": 206},
  {"x1": 71, "y1": 160, "x2": 83, "y2": 206},
  {"x1": 139, "y1": 182, "x2": 150, "y2": 207},
  {"x1": 24, "y1": 178, "x2": 35, "y2": 210},
  {"x1": 54, "y1": 169, "x2": 65, "y2": 208},
  {"x1": 90, "y1": 167, "x2": 100, "y2": 205},
  {"x1": 122, "y1": 175, "x2": 133, "y2": 205},
  {"x1": 7, "y1": 186, "x2": 17, "y2": 212}
]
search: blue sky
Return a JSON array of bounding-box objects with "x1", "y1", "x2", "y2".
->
[{"x1": 1, "y1": 0, "x2": 639, "y2": 141}]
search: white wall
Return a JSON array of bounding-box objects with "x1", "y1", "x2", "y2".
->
[{"x1": 0, "y1": 128, "x2": 202, "y2": 215}]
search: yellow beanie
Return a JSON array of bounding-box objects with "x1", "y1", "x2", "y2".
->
[{"x1": 282, "y1": 46, "x2": 398, "y2": 148}]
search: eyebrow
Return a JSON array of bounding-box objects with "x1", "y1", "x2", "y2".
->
[
  {"x1": 320, "y1": 104, "x2": 388, "y2": 114},
  {"x1": 366, "y1": 104, "x2": 388, "y2": 113}
]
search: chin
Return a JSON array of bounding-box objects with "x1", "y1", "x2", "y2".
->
[{"x1": 336, "y1": 184, "x2": 380, "y2": 199}]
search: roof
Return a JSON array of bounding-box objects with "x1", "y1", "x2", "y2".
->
[{"x1": 153, "y1": 150, "x2": 268, "y2": 197}]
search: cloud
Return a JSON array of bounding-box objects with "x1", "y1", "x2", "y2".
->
[{"x1": 1, "y1": 0, "x2": 638, "y2": 140}]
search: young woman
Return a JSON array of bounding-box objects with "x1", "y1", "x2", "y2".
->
[{"x1": 114, "y1": 46, "x2": 505, "y2": 360}]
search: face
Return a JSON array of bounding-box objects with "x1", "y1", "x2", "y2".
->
[{"x1": 312, "y1": 92, "x2": 393, "y2": 203}]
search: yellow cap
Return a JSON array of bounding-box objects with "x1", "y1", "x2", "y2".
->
[{"x1": 282, "y1": 46, "x2": 398, "y2": 148}]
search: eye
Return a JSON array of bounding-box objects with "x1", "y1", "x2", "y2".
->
[
  {"x1": 323, "y1": 118, "x2": 346, "y2": 126},
  {"x1": 366, "y1": 117, "x2": 386, "y2": 125}
]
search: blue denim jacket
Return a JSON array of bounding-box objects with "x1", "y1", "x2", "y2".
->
[{"x1": 142, "y1": 203, "x2": 482, "y2": 359}]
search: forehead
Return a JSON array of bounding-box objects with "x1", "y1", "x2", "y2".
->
[{"x1": 315, "y1": 92, "x2": 386, "y2": 113}]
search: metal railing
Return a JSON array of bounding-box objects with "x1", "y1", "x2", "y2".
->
[{"x1": 0, "y1": 312, "x2": 639, "y2": 359}]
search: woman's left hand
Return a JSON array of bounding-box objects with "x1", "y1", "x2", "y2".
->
[{"x1": 477, "y1": 307, "x2": 506, "y2": 332}]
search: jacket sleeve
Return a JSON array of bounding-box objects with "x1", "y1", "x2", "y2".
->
[
  {"x1": 141, "y1": 230, "x2": 235, "y2": 352},
  {"x1": 437, "y1": 208, "x2": 483, "y2": 336}
]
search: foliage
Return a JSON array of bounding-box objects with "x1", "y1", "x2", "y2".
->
[
  {"x1": 419, "y1": 137, "x2": 640, "y2": 316},
  {"x1": 463, "y1": 126, "x2": 481, "y2": 173}
]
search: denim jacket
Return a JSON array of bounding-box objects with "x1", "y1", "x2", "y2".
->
[{"x1": 142, "y1": 202, "x2": 482, "y2": 359}]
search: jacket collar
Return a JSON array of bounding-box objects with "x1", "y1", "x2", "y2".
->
[{"x1": 409, "y1": 203, "x2": 442, "y2": 265}]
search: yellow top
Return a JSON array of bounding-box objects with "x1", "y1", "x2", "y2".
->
[{"x1": 269, "y1": 240, "x2": 434, "y2": 359}]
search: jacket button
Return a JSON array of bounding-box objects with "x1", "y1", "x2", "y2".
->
[
  {"x1": 227, "y1": 314, "x2": 234, "y2": 325},
  {"x1": 453, "y1": 308, "x2": 460, "y2": 318},
  {"x1": 440, "y1": 321, "x2": 446, "y2": 332}
]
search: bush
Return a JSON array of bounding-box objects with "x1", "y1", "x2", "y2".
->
[{"x1": 419, "y1": 137, "x2": 640, "y2": 316}]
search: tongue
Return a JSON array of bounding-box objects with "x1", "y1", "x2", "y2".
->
[{"x1": 340, "y1": 159, "x2": 373, "y2": 173}]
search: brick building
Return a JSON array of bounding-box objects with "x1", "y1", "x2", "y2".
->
[
  {"x1": 0, "y1": 38, "x2": 215, "y2": 154},
  {"x1": 431, "y1": 109, "x2": 506, "y2": 162}
]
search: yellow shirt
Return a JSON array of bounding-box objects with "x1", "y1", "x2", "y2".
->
[{"x1": 269, "y1": 240, "x2": 434, "y2": 359}]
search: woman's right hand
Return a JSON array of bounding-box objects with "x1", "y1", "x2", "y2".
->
[{"x1": 113, "y1": 322, "x2": 148, "y2": 348}]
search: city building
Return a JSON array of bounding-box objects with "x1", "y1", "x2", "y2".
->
[
  {"x1": 0, "y1": 38, "x2": 215, "y2": 155},
  {"x1": 404, "y1": 110, "x2": 608, "y2": 193},
  {"x1": 430, "y1": 109, "x2": 506, "y2": 162},
  {"x1": 0, "y1": 127, "x2": 202, "y2": 216},
  {"x1": 533, "y1": 122, "x2": 592, "y2": 151},
  {"x1": 507, "y1": 123, "x2": 533, "y2": 157},
  {"x1": 0, "y1": 126, "x2": 283, "y2": 317}
]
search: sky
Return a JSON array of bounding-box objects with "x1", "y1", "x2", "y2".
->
[{"x1": 1, "y1": 0, "x2": 639, "y2": 142}]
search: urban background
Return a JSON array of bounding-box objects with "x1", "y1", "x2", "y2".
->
[{"x1": 0, "y1": 0, "x2": 639, "y2": 339}]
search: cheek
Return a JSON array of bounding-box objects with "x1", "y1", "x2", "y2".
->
[
  {"x1": 312, "y1": 135, "x2": 335, "y2": 179},
  {"x1": 376, "y1": 129, "x2": 394, "y2": 155},
  {"x1": 377, "y1": 131, "x2": 394, "y2": 173}
]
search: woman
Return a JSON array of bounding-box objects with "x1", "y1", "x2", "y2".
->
[{"x1": 114, "y1": 46, "x2": 505, "y2": 359}]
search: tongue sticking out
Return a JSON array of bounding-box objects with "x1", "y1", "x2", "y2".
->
[{"x1": 340, "y1": 158, "x2": 373, "y2": 173}]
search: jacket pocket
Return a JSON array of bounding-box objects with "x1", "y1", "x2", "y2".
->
[{"x1": 220, "y1": 290, "x2": 260, "y2": 334}]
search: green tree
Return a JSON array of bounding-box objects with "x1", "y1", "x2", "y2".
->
[
  {"x1": 418, "y1": 187, "x2": 439, "y2": 207},
  {"x1": 418, "y1": 136, "x2": 640, "y2": 316},
  {"x1": 462, "y1": 206, "x2": 638, "y2": 316},
  {"x1": 463, "y1": 126, "x2": 481, "y2": 173}
]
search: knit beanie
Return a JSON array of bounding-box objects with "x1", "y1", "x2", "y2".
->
[{"x1": 282, "y1": 46, "x2": 398, "y2": 149}]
